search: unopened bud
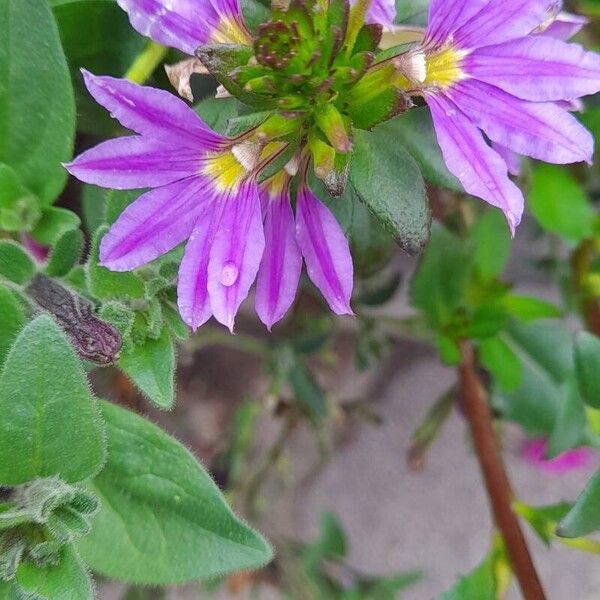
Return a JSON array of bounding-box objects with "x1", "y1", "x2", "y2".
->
[{"x1": 315, "y1": 104, "x2": 352, "y2": 154}]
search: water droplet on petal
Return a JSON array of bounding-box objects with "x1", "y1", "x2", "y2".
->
[{"x1": 220, "y1": 262, "x2": 239, "y2": 287}]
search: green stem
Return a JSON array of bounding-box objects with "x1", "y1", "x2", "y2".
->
[
  {"x1": 125, "y1": 41, "x2": 168, "y2": 84},
  {"x1": 243, "y1": 415, "x2": 297, "y2": 518}
]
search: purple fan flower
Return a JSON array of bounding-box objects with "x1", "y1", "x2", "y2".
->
[
  {"x1": 65, "y1": 72, "x2": 353, "y2": 331},
  {"x1": 117, "y1": 0, "x2": 397, "y2": 57},
  {"x1": 408, "y1": 0, "x2": 600, "y2": 232}
]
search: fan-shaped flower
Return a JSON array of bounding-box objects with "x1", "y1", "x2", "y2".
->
[
  {"x1": 406, "y1": 0, "x2": 600, "y2": 232},
  {"x1": 65, "y1": 72, "x2": 352, "y2": 331}
]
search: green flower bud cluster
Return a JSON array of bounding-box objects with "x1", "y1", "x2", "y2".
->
[
  {"x1": 196, "y1": 0, "x2": 412, "y2": 195},
  {"x1": 0, "y1": 478, "x2": 99, "y2": 581}
]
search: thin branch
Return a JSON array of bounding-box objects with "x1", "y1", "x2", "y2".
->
[{"x1": 458, "y1": 340, "x2": 546, "y2": 600}]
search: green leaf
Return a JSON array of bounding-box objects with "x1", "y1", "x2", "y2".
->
[
  {"x1": 51, "y1": 0, "x2": 146, "y2": 136},
  {"x1": 546, "y1": 376, "x2": 586, "y2": 458},
  {"x1": 0, "y1": 582, "x2": 21, "y2": 599},
  {"x1": 501, "y1": 295, "x2": 562, "y2": 322},
  {"x1": 438, "y1": 554, "x2": 495, "y2": 600},
  {"x1": 0, "y1": 285, "x2": 25, "y2": 366},
  {"x1": 87, "y1": 226, "x2": 145, "y2": 300},
  {"x1": 410, "y1": 227, "x2": 473, "y2": 328},
  {"x1": 0, "y1": 241, "x2": 35, "y2": 284},
  {"x1": 225, "y1": 110, "x2": 272, "y2": 137},
  {"x1": 515, "y1": 501, "x2": 572, "y2": 546},
  {"x1": 479, "y1": 336, "x2": 522, "y2": 393},
  {"x1": 394, "y1": 0, "x2": 430, "y2": 24},
  {"x1": 45, "y1": 229, "x2": 83, "y2": 278},
  {"x1": 0, "y1": 164, "x2": 40, "y2": 232},
  {"x1": 491, "y1": 321, "x2": 580, "y2": 438},
  {"x1": 80, "y1": 185, "x2": 107, "y2": 233},
  {"x1": 388, "y1": 108, "x2": 462, "y2": 191},
  {"x1": 575, "y1": 331, "x2": 600, "y2": 409},
  {"x1": 471, "y1": 210, "x2": 511, "y2": 280},
  {"x1": 31, "y1": 207, "x2": 80, "y2": 246},
  {"x1": 558, "y1": 469, "x2": 600, "y2": 538},
  {"x1": 315, "y1": 512, "x2": 347, "y2": 559},
  {"x1": 77, "y1": 400, "x2": 273, "y2": 585},
  {"x1": 15, "y1": 546, "x2": 92, "y2": 600},
  {"x1": 194, "y1": 97, "x2": 241, "y2": 136},
  {"x1": 0, "y1": 315, "x2": 106, "y2": 485},
  {"x1": 240, "y1": 0, "x2": 270, "y2": 31},
  {"x1": 162, "y1": 303, "x2": 189, "y2": 341},
  {"x1": 0, "y1": 0, "x2": 75, "y2": 206},
  {"x1": 119, "y1": 327, "x2": 175, "y2": 409},
  {"x1": 105, "y1": 189, "x2": 143, "y2": 226},
  {"x1": 436, "y1": 334, "x2": 461, "y2": 365},
  {"x1": 350, "y1": 124, "x2": 431, "y2": 254},
  {"x1": 528, "y1": 164, "x2": 594, "y2": 244}
]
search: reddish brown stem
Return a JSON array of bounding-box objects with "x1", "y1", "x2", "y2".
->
[{"x1": 458, "y1": 340, "x2": 546, "y2": 600}]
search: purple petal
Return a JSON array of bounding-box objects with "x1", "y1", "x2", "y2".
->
[
  {"x1": 177, "y1": 203, "x2": 224, "y2": 330},
  {"x1": 117, "y1": 0, "x2": 250, "y2": 55},
  {"x1": 427, "y1": 94, "x2": 524, "y2": 233},
  {"x1": 425, "y1": 0, "x2": 488, "y2": 46},
  {"x1": 454, "y1": 0, "x2": 558, "y2": 49},
  {"x1": 100, "y1": 176, "x2": 210, "y2": 271},
  {"x1": 543, "y1": 11, "x2": 589, "y2": 40},
  {"x1": 492, "y1": 142, "x2": 522, "y2": 177},
  {"x1": 65, "y1": 136, "x2": 201, "y2": 189},
  {"x1": 364, "y1": 0, "x2": 396, "y2": 28},
  {"x1": 207, "y1": 182, "x2": 265, "y2": 332},
  {"x1": 255, "y1": 180, "x2": 302, "y2": 330},
  {"x1": 82, "y1": 71, "x2": 224, "y2": 150},
  {"x1": 449, "y1": 80, "x2": 593, "y2": 164},
  {"x1": 466, "y1": 36, "x2": 600, "y2": 102},
  {"x1": 295, "y1": 183, "x2": 353, "y2": 315}
]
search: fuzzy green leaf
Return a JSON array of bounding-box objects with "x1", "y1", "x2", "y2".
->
[
  {"x1": 0, "y1": 0, "x2": 75, "y2": 206},
  {"x1": 0, "y1": 164, "x2": 40, "y2": 232},
  {"x1": 15, "y1": 546, "x2": 92, "y2": 600},
  {"x1": 119, "y1": 327, "x2": 175, "y2": 409},
  {"x1": 0, "y1": 241, "x2": 35, "y2": 285},
  {"x1": 45, "y1": 229, "x2": 83, "y2": 278},
  {"x1": 0, "y1": 316, "x2": 106, "y2": 485},
  {"x1": 0, "y1": 285, "x2": 25, "y2": 367},
  {"x1": 31, "y1": 208, "x2": 80, "y2": 247},
  {"x1": 87, "y1": 226, "x2": 145, "y2": 300},
  {"x1": 77, "y1": 400, "x2": 273, "y2": 585}
]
